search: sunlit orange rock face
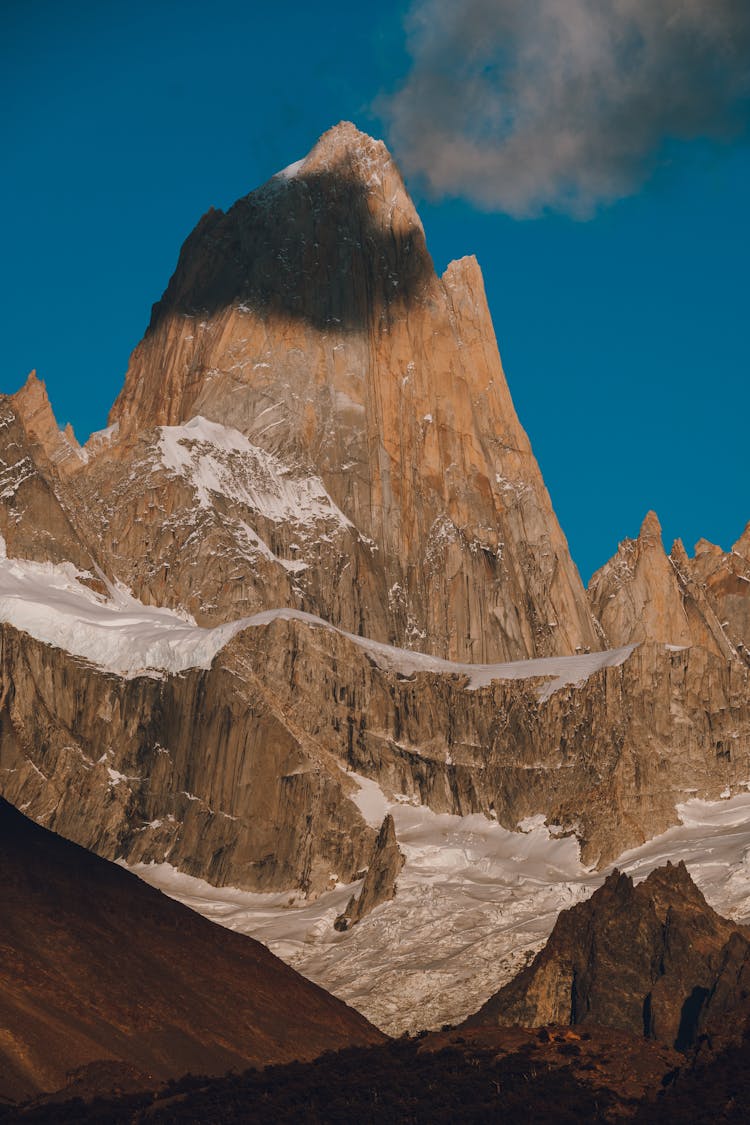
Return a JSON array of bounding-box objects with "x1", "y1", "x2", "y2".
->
[
  {"x1": 589, "y1": 510, "x2": 745, "y2": 660},
  {"x1": 103, "y1": 122, "x2": 601, "y2": 662}
]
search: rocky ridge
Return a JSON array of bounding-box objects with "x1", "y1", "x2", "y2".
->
[{"x1": 466, "y1": 861, "x2": 750, "y2": 1052}]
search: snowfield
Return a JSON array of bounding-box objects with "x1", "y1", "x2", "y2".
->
[
  {"x1": 130, "y1": 787, "x2": 750, "y2": 1035},
  {"x1": 158, "y1": 416, "x2": 353, "y2": 531},
  {"x1": 3, "y1": 537, "x2": 744, "y2": 1034},
  {"x1": 0, "y1": 543, "x2": 247, "y2": 678},
  {"x1": 0, "y1": 539, "x2": 634, "y2": 693}
]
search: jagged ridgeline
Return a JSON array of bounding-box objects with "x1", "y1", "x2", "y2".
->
[{"x1": 1, "y1": 123, "x2": 750, "y2": 1033}]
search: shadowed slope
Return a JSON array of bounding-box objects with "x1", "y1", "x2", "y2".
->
[{"x1": 0, "y1": 798, "x2": 383, "y2": 1105}]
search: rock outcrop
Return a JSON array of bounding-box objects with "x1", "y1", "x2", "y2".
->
[
  {"x1": 588, "y1": 511, "x2": 735, "y2": 659},
  {"x1": 334, "y1": 813, "x2": 405, "y2": 930},
  {"x1": 466, "y1": 862, "x2": 750, "y2": 1051},
  {"x1": 0, "y1": 797, "x2": 382, "y2": 1104},
  {"x1": 86, "y1": 122, "x2": 600, "y2": 663}
]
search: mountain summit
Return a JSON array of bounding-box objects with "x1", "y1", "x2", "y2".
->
[{"x1": 102, "y1": 122, "x2": 600, "y2": 663}]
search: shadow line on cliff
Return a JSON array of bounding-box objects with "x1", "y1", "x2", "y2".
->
[{"x1": 147, "y1": 170, "x2": 436, "y2": 335}]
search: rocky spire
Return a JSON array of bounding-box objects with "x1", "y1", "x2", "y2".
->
[
  {"x1": 334, "y1": 813, "x2": 405, "y2": 931},
  {"x1": 589, "y1": 511, "x2": 735, "y2": 657},
  {"x1": 99, "y1": 123, "x2": 601, "y2": 662},
  {"x1": 11, "y1": 370, "x2": 85, "y2": 478}
]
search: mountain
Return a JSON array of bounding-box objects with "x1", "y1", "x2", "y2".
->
[
  {"x1": 466, "y1": 862, "x2": 750, "y2": 1052},
  {"x1": 71, "y1": 121, "x2": 601, "y2": 664},
  {"x1": 0, "y1": 797, "x2": 381, "y2": 1105},
  {"x1": 1, "y1": 123, "x2": 750, "y2": 1037}
]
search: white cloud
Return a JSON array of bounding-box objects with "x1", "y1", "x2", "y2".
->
[{"x1": 381, "y1": 0, "x2": 750, "y2": 216}]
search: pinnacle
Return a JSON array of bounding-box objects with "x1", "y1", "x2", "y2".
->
[
  {"x1": 670, "y1": 538, "x2": 689, "y2": 566},
  {"x1": 639, "y1": 510, "x2": 662, "y2": 541},
  {"x1": 13, "y1": 369, "x2": 52, "y2": 412},
  {"x1": 641, "y1": 859, "x2": 706, "y2": 903},
  {"x1": 23, "y1": 369, "x2": 44, "y2": 392},
  {"x1": 315, "y1": 120, "x2": 387, "y2": 157},
  {"x1": 294, "y1": 121, "x2": 394, "y2": 182}
]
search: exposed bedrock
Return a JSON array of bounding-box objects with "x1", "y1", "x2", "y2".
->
[
  {"x1": 465, "y1": 862, "x2": 750, "y2": 1054},
  {"x1": 334, "y1": 813, "x2": 405, "y2": 930},
  {"x1": 1, "y1": 613, "x2": 749, "y2": 893}
]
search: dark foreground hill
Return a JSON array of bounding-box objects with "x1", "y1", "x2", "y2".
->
[
  {"x1": 7, "y1": 852, "x2": 750, "y2": 1122},
  {"x1": 0, "y1": 798, "x2": 382, "y2": 1106},
  {"x1": 8, "y1": 1024, "x2": 746, "y2": 1124}
]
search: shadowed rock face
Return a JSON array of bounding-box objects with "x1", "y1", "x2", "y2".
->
[
  {"x1": 335, "y1": 813, "x2": 405, "y2": 930},
  {"x1": 465, "y1": 862, "x2": 750, "y2": 1051},
  {"x1": 146, "y1": 169, "x2": 433, "y2": 334},
  {"x1": 0, "y1": 797, "x2": 383, "y2": 1105}
]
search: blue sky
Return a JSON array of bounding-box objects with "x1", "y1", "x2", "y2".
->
[{"x1": 2, "y1": 0, "x2": 748, "y2": 580}]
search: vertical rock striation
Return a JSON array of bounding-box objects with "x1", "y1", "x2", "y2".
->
[
  {"x1": 589, "y1": 511, "x2": 736, "y2": 659},
  {"x1": 335, "y1": 813, "x2": 405, "y2": 930},
  {"x1": 97, "y1": 122, "x2": 600, "y2": 662}
]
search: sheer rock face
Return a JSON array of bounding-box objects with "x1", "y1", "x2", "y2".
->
[
  {"x1": 681, "y1": 527, "x2": 750, "y2": 657},
  {"x1": 588, "y1": 512, "x2": 736, "y2": 660},
  {"x1": 0, "y1": 621, "x2": 377, "y2": 896},
  {"x1": 97, "y1": 122, "x2": 599, "y2": 663},
  {"x1": 334, "y1": 813, "x2": 405, "y2": 930},
  {"x1": 465, "y1": 863, "x2": 750, "y2": 1051},
  {"x1": 2, "y1": 613, "x2": 750, "y2": 896}
]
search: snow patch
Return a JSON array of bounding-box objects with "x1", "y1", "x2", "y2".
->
[
  {"x1": 129, "y1": 790, "x2": 750, "y2": 1036},
  {"x1": 347, "y1": 770, "x2": 388, "y2": 828},
  {"x1": 275, "y1": 157, "x2": 305, "y2": 180},
  {"x1": 158, "y1": 417, "x2": 353, "y2": 533},
  {"x1": 0, "y1": 554, "x2": 638, "y2": 696},
  {"x1": 0, "y1": 546, "x2": 247, "y2": 678},
  {"x1": 341, "y1": 630, "x2": 636, "y2": 700}
]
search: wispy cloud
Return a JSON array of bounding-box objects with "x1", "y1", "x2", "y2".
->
[{"x1": 381, "y1": 0, "x2": 750, "y2": 217}]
